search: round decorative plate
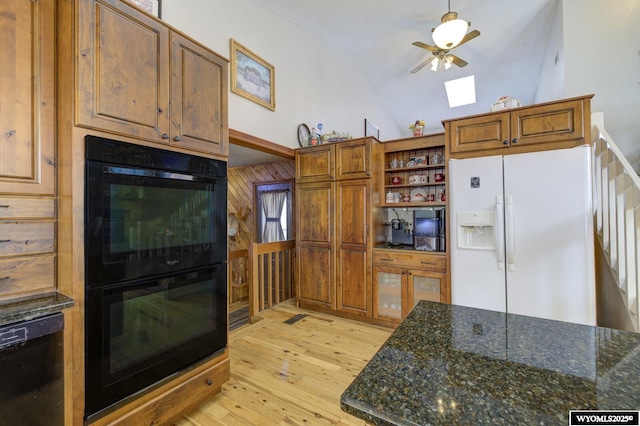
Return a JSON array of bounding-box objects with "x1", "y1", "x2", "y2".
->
[
  {"x1": 406, "y1": 160, "x2": 417, "y2": 167},
  {"x1": 410, "y1": 187, "x2": 427, "y2": 198},
  {"x1": 297, "y1": 123, "x2": 310, "y2": 147}
]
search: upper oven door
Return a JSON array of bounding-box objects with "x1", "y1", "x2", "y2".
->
[{"x1": 85, "y1": 160, "x2": 226, "y2": 286}]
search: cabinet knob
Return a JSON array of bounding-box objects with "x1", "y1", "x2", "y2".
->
[
  {"x1": 206, "y1": 378, "x2": 213, "y2": 386},
  {"x1": 401, "y1": 271, "x2": 406, "y2": 275},
  {"x1": 174, "y1": 136, "x2": 182, "y2": 142},
  {"x1": 161, "y1": 133, "x2": 169, "y2": 139},
  {"x1": 366, "y1": 172, "x2": 370, "y2": 176},
  {"x1": 512, "y1": 138, "x2": 518, "y2": 144},
  {"x1": 503, "y1": 140, "x2": 509, "y2": 145}
]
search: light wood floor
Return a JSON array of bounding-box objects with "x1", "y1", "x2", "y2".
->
[{"x1": 175, "y1": 299, "x2": 392, "y2": 426}]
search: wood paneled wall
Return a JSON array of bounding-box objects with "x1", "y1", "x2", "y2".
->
[{"x1": 227, "y1": 160, "x2": 295, "y2": 286}]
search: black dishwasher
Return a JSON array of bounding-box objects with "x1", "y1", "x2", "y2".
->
[{"x1": 0, "y1": 313, "x2": 64, "y2": 425}]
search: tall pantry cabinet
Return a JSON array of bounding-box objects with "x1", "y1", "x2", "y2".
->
[
  {"x1": 296, "y1": 139, "x2": 380, "y2": 318},
  {"x1": 0, "y1": 0, "x2": 57, "y2": 300}
]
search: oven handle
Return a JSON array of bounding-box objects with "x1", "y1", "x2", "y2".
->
[{"x1": 104, "y1": 166, "x2": 218, "y2": 183}]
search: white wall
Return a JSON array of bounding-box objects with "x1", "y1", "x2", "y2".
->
[
  {"x1": 162, "y1": 0, "x2": 403, "y2": 148},
  {"x1": 534, "y1": 0, "x2": 565, "y2": 103},
  {"x1": 563, "y1": 0, "x2": 640, "y2": 170}
]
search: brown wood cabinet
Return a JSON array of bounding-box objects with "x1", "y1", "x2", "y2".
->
[
  {"x1": 296, "y1": 138, "x2": 379, "y2": 318},
  {"x1": 0, "y1": 0, "x2": 55, "y2": 196},
  {"x1": 296, "y1": 181, "x2": 335, "y2": 308},
  {"x1": 336, "y1": 179, "x2": 371, "y2": 316},
  {"x1": 0, "y1": 0, "x2": 57, "y2": 302},
  {"x1": 372, "y1": 251, "x2": 446, "y2": 322},
  {"x1": 445, "y1": 95, "x2": 592, "y2": 158},
  {"x1": 77, "y1": 0, "x2": 228, "y2": 156}
]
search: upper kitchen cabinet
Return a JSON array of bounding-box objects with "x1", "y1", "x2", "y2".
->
[
  {"x1": 296, "y1": 144, "x2": 335, "y2": 183},
  {"x1": 444, "y1": 95, "x2": 592, "y2": 158},
  {"x1": 170, "y1": 33, "x2": 228, "y2": 155},
  {"x1": 0, "y1": 0, "x2": 55, "y2": 196},
  {"x1": 77, "y1": 0, "x2": 228, "y2": 156},
  {"x1": 296, "y1": 138, "x2": 374, "y2": 183}
]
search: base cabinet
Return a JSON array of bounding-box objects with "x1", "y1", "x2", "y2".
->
[
  {"x1": 89, "y1": 353, "x2": 230, "y2": 426},
  {"x1": 373, "y1": 251, "x2": 446, "y2": 323}
]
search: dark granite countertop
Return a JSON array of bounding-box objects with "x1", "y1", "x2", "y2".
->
[
  {"x1": 0, "y1": 292, "x2": 74, "y2": 327},
  {"x1": 341, "y1": 301, "x2": 640, "y2": 425}
]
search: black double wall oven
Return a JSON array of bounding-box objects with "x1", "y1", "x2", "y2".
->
[{"x1": 84, "y1": 136, "x2": 227, "y2": 420}]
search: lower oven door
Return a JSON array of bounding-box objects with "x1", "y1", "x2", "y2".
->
[{"x1": 85, "y1": 264, "x2": 227, "y2": 419}]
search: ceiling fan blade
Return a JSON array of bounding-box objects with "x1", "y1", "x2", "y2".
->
[
  {"x1": 410, "y1": 56, "x2": 435, "y2": 74},
  {"x1": 455, "y1": 29, "x2": 481, "y2": 48},
  {"x1": 412, "y1": 41, "x2": 438, "y2": 52},
  {"x1": 449, "y1": 54, "x2": 468, "y2": 67}
]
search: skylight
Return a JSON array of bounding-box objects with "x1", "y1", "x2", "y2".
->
[{"x1": 444, "y1": 75, "x2": 476, "y2": 108}]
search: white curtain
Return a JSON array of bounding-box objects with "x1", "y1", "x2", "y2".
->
[{"x1": 259, "y1": 189, "x2": 288, "y2": 242}]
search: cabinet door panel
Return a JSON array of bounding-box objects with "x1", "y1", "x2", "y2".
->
[
  {"x1": 511, "y1": 99, "x2": 585, "y2": 146},
  {"x1": 336, "y1": 139, "x2": 370, "y2": 180},
  {"x1": 336, "y1": 248, "x2": 369, "y2": 315},
  {"x1": 170, "y1": 33, "x2": 228, "y2": 155},
  {"x1": 296, "y1": 145, "x2": 334, "y2": 182},
  {"x1": 0, "y1": 0, "x2": 55, "y2": 195},
  {"x1": 297, "y1": 183, "x2": 333, "y2": 243},
  {"x1": 448, "y1": 113, "x2": 509, "y2": 154},
  {"x1": 407, "y1": 270, "x2": 445, "y2": 316},
  {"x1": 338, "y1": 180, "x2": 369, "y2": 246},
  {"x1": 77, "y1": 0, "x2": 170, "y2": 141},
  {"x1": 297, "y1": 245, "x2": 333, "y2": 306},
  {"x1": 373, "y1": 266, "x2": 403, "y2": 321}
]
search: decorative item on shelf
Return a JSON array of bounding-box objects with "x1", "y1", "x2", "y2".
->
[
  {"x1": 406, "y1": 160, "x2": 417, "y2": 167},
  {"x1": 410, "y1": 155, "x2": 426, "y2": 165},
  {"x1": 434, "y1": 173, "x2": 445, "y2": 182},
  {"x1": 309, "y1": 127, "x2": 319, "y2": 146},
  {"x1": 321, "y1": 130, "x2": 352, "y2": 143},
  {"x1": 392, "y1": 177, "x2": 402, "y2": 185},
  {"x1": 430, "y1": 153, "x2": 444, "y2": 165},
  {"x1": 409, "y1": 117, "x2": 425, "y2": 137},
  {"x1": 390, "y1": 159, "x2": 399, "y2": 169},
  {"x1": 490, "y1": 96, "x2": 522, "y2": 112},
  {"x1": 410, "y1": 174, "x2": 428, "y2": 185}
]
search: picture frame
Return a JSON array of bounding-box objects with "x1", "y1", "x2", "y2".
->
[
  {"x1": 230, "y1": 39, "x2": 276, "y2": 111},
  {"x1": 127, "y1": 0, "x2": 161, "y2": 18},
  {"x1": 364, "y1": 118, "x2": 379, "y2": 139}
]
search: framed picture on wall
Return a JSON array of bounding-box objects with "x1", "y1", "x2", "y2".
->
[
  {"x1": 364, "y1": 118, "x2": 379, "y2": 139},
  {"x1": 230, "y1": 39, "x2": 276, "y2": 111},
  {"x1": 127, "y1": 0, "x2": 161, "y2": 18}
]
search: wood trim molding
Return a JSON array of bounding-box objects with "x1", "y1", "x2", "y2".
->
[{"x1": 229, "y1": 128, "x2": 295, "y2": 160}]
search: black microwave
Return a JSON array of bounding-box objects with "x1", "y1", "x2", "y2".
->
[
  {"x1": 84, "y1": 136, "x2": 227, "y2": 287},
  {"x1": 413, "y1": 209, "x2": 445, "y2": 252}
]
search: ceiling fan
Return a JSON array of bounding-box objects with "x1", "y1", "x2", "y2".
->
[{"x1": 411, "y1": 0, "x2": 480, "y2": 73}]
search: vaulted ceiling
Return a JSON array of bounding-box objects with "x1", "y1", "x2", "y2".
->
[{"x1": 231, "y1": 0, "x2": 559, "y2": 166}]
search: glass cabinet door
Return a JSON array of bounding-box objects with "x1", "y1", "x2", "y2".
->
[
  {"x1": 408, "y1": 270, "x2": 445, "y2": 312},
  {"x1": 373, "y1": 267, "x2": 403, "y2": 320}
]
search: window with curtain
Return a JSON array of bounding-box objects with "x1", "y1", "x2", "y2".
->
[{"x1": 256, "y1": 182, "x2": 292, "y2": 243}]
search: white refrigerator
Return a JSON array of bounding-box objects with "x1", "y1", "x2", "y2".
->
[{"x1": 449, "y1": 146, "x2": 596, "y2": 326}]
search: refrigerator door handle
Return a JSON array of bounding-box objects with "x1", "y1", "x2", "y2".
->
[
  {"x1": 495, "y1": 195, "x2": 505, "y2": 270},
  {"x1": 505, "y1": 195, "x2": 515, "y2": 271}
]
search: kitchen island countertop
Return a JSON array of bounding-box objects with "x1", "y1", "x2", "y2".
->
[{"x1": 341, "y1": 301, "x2": 640, "y2": 425}]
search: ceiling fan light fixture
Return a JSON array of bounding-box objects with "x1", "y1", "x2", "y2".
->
[{"x1": 432, "y1": 15, "x2": 469, "y2": 49}]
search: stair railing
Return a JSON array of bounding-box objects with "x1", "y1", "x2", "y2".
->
[{"x1": 592, "y1": 112, "x2": 640, "y2": 331}]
